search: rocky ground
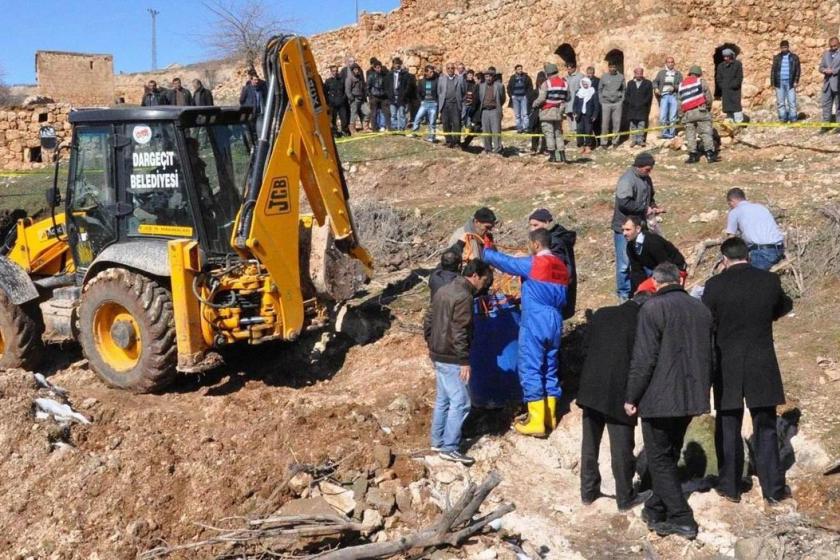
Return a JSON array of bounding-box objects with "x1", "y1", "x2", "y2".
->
[{"x1": 0, "y1": 123, "x2": 839, "y2": 559}]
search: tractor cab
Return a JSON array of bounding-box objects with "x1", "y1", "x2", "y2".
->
[{"x1": 63, "y1": 106, "x2": 255, "y2": 274}]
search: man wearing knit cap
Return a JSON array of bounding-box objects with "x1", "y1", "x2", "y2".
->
[
  {"x1": 678, "y1": 66, "x2": 717, "y2": 163},
  {"x1": 715, "y1": 48, "x2": 744, "y2": 123},
  {"x1": 611, "y1": 153, "x2": 662, "y2": 301},
  {"x1": 448, "y1": 206, "x2": 497, "y2": 262},
  {"x1": 532, "y1": 63, "x2": 569, "y2": 163},
  {"x1": 528, "y1": 208, "x2": 578, "y2": 320}
]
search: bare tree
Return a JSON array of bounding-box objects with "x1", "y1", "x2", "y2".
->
[
  {"x1": 0, "y1": 64, "x2": 10, "y2": 106},
  {"x1": 201, "y1": 0, "x2": 293, "y2": 71}
]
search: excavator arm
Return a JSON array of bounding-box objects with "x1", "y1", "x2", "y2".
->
[{"x1": 229, "y1": 35, "x2": 372, "y2": 340}]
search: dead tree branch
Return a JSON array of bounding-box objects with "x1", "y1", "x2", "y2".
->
[
  {"x1": 311, "y1": 471, "x2": 512, "y2": 560},
  {"x1": 139, "y1": 515, "x2": 364, "y2": 559},
  {"x1": 687, "y1": 238, "x2": 723, "y2": 280},
  {"x1": 140, "y1": 471, "x2": 513, "y2": 560}
]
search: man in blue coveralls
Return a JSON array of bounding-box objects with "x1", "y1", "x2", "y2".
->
[{"x1": 483, "y1": 227, "x2": 569, "y2": 437}]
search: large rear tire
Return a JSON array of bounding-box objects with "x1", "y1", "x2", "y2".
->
[
  {"x1": 0, "y1": 289, "x2": 44, "y2": 370},
  {"x1": 79, "y1": 269, "x2": 176, "y2": 392}
]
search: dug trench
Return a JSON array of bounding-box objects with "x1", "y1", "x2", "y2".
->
[{"x1": 1, "y1": 123, "x2": 840, "y2": 558}]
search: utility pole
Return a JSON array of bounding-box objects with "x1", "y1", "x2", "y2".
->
[
  {"x1": 147, "y1": 8, "x2": 160, "y2": 70},
  {"x1": 355, "y1": 0, "x2": 359, "y2": 24}
]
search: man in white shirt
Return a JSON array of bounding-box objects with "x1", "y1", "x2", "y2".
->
[{"x1": 725, "y1": 188, "x2": 784, "y2": 270}]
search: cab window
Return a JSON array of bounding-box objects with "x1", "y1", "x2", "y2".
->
[
  {"x1": 68, "y1": 126, "x2": 117, "y2": 267},
  {"x1": 124, "y1": 122, "x2": 194, "y2": 237}
]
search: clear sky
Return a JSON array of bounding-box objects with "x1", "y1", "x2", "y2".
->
[{"x1": 0, "y1": 0, "x2": 399, "y2": 85}]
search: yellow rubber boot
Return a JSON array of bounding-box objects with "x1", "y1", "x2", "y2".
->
[
  {"x1": 545, "y1": 396, "x2": 559, "y2": 432},
  {"x1": 514, "y1": 401, "x2": 548, "y2": 438}
]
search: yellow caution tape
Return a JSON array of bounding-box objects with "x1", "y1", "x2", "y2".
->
[{"x1": 336, "y1": 119, "x2": 840, "y2": 145}]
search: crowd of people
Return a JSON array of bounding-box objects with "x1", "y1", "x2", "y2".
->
[
  {"x1": 424, "y1": 151, "x2": 792, "y2": 541},
  {"x1": 321, "y1": 36, "x2": 840, "y2": 164},
  {"x1": 135, "y1": 36, "x2": 840, "y2": 165}
]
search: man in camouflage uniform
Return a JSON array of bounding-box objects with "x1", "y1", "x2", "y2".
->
[{"x1": 678, "y1": 66, "x2": 718, "y2": 164}]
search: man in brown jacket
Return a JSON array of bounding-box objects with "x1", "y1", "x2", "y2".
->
[{"x1": 424, "y1": 259, "x2": 492, "y2": 465}]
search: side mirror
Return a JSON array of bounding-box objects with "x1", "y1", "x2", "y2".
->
[
  {"x1": 45, "y1": 188, "x2": 61, "y2": 208},
  {"x1": 39, "y1": 125, "x2": 58, "y2": 152}
]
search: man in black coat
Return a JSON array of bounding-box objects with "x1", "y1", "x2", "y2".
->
[
  {"x1": 715, "y1": 49, "x2": 744, "y2": 122},
  {"x1": 386, "y1": 57, "x2": 413, "y2": 131},
  {"x1": 140, "y1": 80, "x2": 166, "y2": 106},
  {"x1": 191, "y1": 79, "x2": 214, "y2": 106},
  {"x1": 324, "y1": 65, "x2": 350, "y2": 136},
  {"x1": 622, "y1": 215, "x2": 686, "y2": 294},
  {"x1": 702, "y1": 238, "x2": 794, "y2": 504},
  {"x1": 578, "y1": 291, "x2": 653, "y2": 510},
  {"x1": 528, "y1": 208, "x2": 578, "y2": 320},
  {"x1": 625, "y1": 263, "x2": 712, "y2": 540},
  {"x1": 625, "y1": 68, "x2": 654, "y2": 147}
]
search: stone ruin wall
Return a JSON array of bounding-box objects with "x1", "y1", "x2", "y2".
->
[
  {"x1": 310, "y1": 0, "x2": 840, "y2": 112},
  {"x1": 0, "y1": 104, "x2": 72, "y2": 171},
  {"x1": 36, "y1": 51, "x2": 115, "y2": 107}
]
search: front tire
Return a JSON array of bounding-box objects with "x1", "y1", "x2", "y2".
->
[
  {"x1": 79, "y1": 269, "x2": 176, "y2": 392},
  {"x1": 0, "y1": 289, "x2": 44, "y2": 370}
]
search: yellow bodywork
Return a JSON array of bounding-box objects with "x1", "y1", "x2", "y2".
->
[
  {"x1": 1, "y1": 36, "x2": 371, "y2": 378},
  {"x1": 168, "y1": 36, "x2": 372, "y2": 369},
  {"x1": 7, "y1": 213, "x2": 74, "y2": 276}
]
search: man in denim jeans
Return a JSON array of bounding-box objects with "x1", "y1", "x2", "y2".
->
[
  {"x1": 653, "y1": 57, "x2": 683, "y2": 139},
  {"x1": 507, "y1": 64, "x2": 534, "y2": 133},
  {"x1": 424, "y1": 259, "x2": 493, "y2": 465},
  {"x1": 611, "y1": 153, "x2": 661, "y2": 301},
  {"x1": 386, "y1": 57, "x2": 411, "y2": 131},
  {"x1": 771, "y1": 41, "x2": 801, "y2": 123},
  {"x1": 412, "y1": 65, "x2": 439, "y2": 142},
  {"x1": 725, "y1": 188, "x2": 785, "y2": 271}
]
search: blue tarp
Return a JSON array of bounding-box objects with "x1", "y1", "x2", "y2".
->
[{"x1": 468, "y1": 294, "x2": 523, "y2": 407}]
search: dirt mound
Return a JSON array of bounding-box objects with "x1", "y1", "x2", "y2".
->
[{"x1": 0, "y1": 330, "x2": 437, "y2": 558}]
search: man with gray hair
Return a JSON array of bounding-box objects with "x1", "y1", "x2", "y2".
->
[
  {"x1": 625, "y1": 67, "x2": 653, "y2": 147},
  {"x1": 818, "y1": 37, "x2": 840, "y2": 131},
  {"x1": 624, "y1": 262, "x2": 713, "y2": 540},
  {"x1": 652, "y1": 57, "x2": 682, "y2": 139}
]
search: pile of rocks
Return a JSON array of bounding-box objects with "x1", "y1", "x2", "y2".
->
[
  {"x1": 0, "y1": 103, "x2": 71, "y2": 171},
  {"x1": 275, "y1": 443, "x2": 518, "y2": 555}
]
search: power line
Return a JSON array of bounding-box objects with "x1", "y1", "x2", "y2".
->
[{"x1": 147, "y1": 8, "x2": 160, "y2": 71}]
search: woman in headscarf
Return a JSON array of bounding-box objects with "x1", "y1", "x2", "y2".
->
[
  {"x1": 573, "y1": 77, "x2": 600, "y2": 155},
  {"x1": 529, "y1": 71, "x2": 548, "y2": 155}
]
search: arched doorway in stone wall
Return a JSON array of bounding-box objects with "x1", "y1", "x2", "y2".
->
[
  {"x1": 713, "y1": 43, "x2": 741, "y2": 99},
  {"x1": 604, "y1": 49, "x2": 624, "y2": 75},
  {"x1": 555, "y1": 43, "x2": 577, "y2": 68}
]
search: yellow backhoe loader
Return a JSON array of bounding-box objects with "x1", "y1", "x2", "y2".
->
[{"x1": 0, "y1": 35, "x2": 373, "y2": 392}]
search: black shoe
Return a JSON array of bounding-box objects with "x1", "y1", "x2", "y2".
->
[
  {"x1": 705, "y1": 150, "x2": 719, "y2": 163},
  {"x1": 581, "y1": 490, "x2": 604, "y2": 506},
  {"x1": 652, "y1": 521, "x2": 698, "y2": 540},
  {"x1": 547, "y1": 153, "x2": 556, "y2": 162},
  {"x1": 765, "y1": 485, "x2": 793, "y2": 505},
  {"x1": 714, "y1": 487, "x2": 741, "y2": 503},
  {"x1": 641, "y1": 507, "x2": 665, "y2": 530},
  {"x1": 439, "y1": 450, "x2": 475, "y2": 466},
  {"x1": 685, "y1": 152, "x2": 700, "y2": 164},
  {"x1": 618, "y1": 489, "x2": 652, "y2": 512}
]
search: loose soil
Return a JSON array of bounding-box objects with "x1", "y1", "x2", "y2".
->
[{"x1": 1, "y1": 125, "x2": 839, "y2": 559}]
